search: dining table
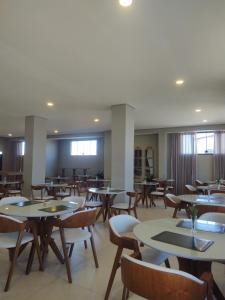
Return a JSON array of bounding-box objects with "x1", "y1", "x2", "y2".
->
[
  {"x1": 0, "y1": 198, "x2": 83, "y2": 267},
  {"x1": 178, "y1": 194, "x2": 225, "y2": 207},
  {"x1": 88, "y1": 187, "x2": 125, "y2": 222},
  {"x1": 134, "y1": 218, "x2": 225, "y2": 299}
]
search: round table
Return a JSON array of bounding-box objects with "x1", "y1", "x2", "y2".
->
[
  {"x1": 88, "y1": 188, "x2": 125, "y2": 222},
  {"x1": 134, "y1": 218, "x2": 225, "y2": 299},
  {"x1": 178, "y1": 194, "x2": 225, "y2": 207}
]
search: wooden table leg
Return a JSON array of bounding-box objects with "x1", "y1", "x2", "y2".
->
[{"x1": 177, "y1": 257, "x2": 225, "y2": 300}]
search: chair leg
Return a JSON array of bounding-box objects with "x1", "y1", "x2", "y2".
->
[
  {"x1": 26, "y1": 242, "x2": 35, "y2": 275},
  {"x1": 173, "y1": 207, "x2": 178, "y2": 218},
  {"x1": 104, "y1": 247, "x2": 123, "y2": 300},
  {"x1": 69, "y1": 243, "x2": 74, "y2": 258},
  {"x1": 4, "y1": 231, "x2": 24, "y2": 292},
  {"x1": 84, "y1": 240, "x2": 88, "y2": 249},
  {"x1": 59, "y1": 227, "x2": 72, "y2": 283},
  {"x1": 133, "y1": 207, "x2": 138, "y2": 219},
  {"x1": 165, "y1": 258, "x2": 170, "y2": 268},
  {"x1": 89, "y1": 227, "x2": 99, "y2": 268}
]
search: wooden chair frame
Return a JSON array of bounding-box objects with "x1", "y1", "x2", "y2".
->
[{"x1": 110, "y1": 192, "x2": 139, "y2": 218}]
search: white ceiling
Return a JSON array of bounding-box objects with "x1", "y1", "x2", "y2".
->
[{"x1": 0, "y1": 0, "x2": 225, "y2": 137}]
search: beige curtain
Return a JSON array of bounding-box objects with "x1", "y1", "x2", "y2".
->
[
  {"x1": 169, "y1": 133, "x2": 197, "y2": 195},
  {"x1": 213, "y1": 131, "x2": 225, "y2": 180}
]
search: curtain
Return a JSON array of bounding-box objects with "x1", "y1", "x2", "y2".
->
[
  {"x1": 213, "y1": 131, "x2": 225, "y2": 180},
  {"x1": 170, "y1": 132, "x2": 197, "y2": 195}
]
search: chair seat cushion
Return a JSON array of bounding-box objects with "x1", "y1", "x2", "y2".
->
[
  {"x1": 156, "y1": 187, "x2": 164, "y2": 191},
  {"x1": 111, "y1": 203, "x2": 131, "y2": 210},
  {"x1": 52, "y1": 228, "x2": 91, "y2": 243},
  {"x1": 34, "y1": 196, "x2": 54, "y2": 200},
  {"x1": 150, "y1": 191, "x2": 164, "y2": 196},
  {"x1": 8, "y1": 190, "x2": 21, "y2": 194},
  {"x1": 85, "y1": 201, "x2": 102, "y2": 208},
  {"x1": 0, "y1": 232, "x2": 33, "y2": 249},
  {"x1": 141, "y1": 247, "x2": 170, "y2": 266},
  {"x1": 56, "y1": 192, "x2": 70, "y2": 197}
]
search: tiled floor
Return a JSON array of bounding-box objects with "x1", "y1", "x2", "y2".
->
[{"x1": 0, "y1": 201, "x2": 225, "y2": 300}]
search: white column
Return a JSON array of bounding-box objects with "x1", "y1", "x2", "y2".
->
[
  {"x1": 158, "y1": 131, "x2": 168, "y2": 178},
  {"x1": 23, "y1": 116, "x2": 47, "y2": 197},
  {"x1": 111, "y1": 104, "x2": 134, "y2": 192}
]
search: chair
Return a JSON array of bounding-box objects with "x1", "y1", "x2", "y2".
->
[
  {"x1": 199, "y1": 212, "x2": 225, "y2": 224},
  {"x1": 195, "y1": 179, "x2": 205, "y2": 186},
  {"x1": 104, "y1": 215, "x2": 170, "y2": 300},
  {"x1": 84, "y1": 185, "x2": 104, "y2": 221},
  {"x1": 45, "y1": 208, "x2": 98, "y2": 283},
  {"x1": 55, "y1": 184, "x2": 71, "y2": 199},
  {"x1": 7, "y1": 181, "x2": 23, "y2": 196},
  {"x1": 121, "y1": 254, "x2": 212, "y2": 300},
  {"x1": 165, "y1": 193, "x2": 189, "y2": 218},
  {"x1": 110, "y1": 192, "x2": 139, "y2": 218},
  {"x1": 31, "y1": 185, "x2": 55, "y2": 201},
  {"x1": 0, "y1": 186, "x2": 8, "y2": 199},
  {"x1": 0, "y1": 215, "x2": 42, "y2": 291},
  {"x1": 195, "y1": 205, "x2": 225, "y2": 218},
  {"x1": 185, "y1": 184, "x2": 197, "y2": 194},
  {"x1": 148, "y1": 187, "x2": 166, "y2": 208}
]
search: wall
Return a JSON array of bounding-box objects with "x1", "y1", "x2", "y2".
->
[
  {"x1": 58, "y1": 138, "x2": 104, "y2": 177},
  {"x1": 46, "y1": 140, "x2": 59, "y2": 177}
]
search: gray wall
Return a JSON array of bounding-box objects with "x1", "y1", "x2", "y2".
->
[
  {"x1": 58, "y1": 138, "x2": 104, "y2": 177},
  {"x1": 46, "y1": 140, "x2": 59, "y2": 177}
]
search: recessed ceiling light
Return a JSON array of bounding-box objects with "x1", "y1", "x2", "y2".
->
[
  {"x1": 54, "y1": 130, "x2": 59, "y2": 134},
  {"x1": 203, "y1": 119, "x2": 208, "y2": 123},
  {"x1": 119, "y1": 0, "x2": 133, "y2": 7},
  {"x1": 175, "y1": 79, "x2": 184, "y2": 86},
  {"x1": 94, "y1": 118, "x2": 100, "y2": 123},
  {"x1": 195, "y1": 108, "x2": 202, "y2": 112},
  {"x1": 8, "y1": 133, "x2": 12, "y2": 137},
  {"x1": 47, "y1": 102, "x2": 54, "y2": 107}
]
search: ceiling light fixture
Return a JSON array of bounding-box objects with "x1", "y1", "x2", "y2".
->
[
  {"x1": 175, "y1": 79, "x2": 184, "y2": 86},
  {"x1": 47, "y1": 102, "x2": 54, "y2": 107},
  {"x1": 203, "y1": 119, "x2": 208, "y2": 123},
  {"x1": 119, "y1": 0, "x2": 133, "y2": 7},
  {"x1": 195, "y1": 108, "x2": 202, "y2": 112},
  {"x1": 54, "y1": 130, "x2": 59, "y2": 134},
  {"x1": 94, "y1": 118, "x2": 100, "y2": 123},
  {"x1": 8, "y1": 133, "x2": 12, "y2": 137}
]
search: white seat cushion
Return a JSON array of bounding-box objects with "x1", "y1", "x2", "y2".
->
[
  {"x1": 85, "y1": 201, "x2": 102, "y2": 207},
  {"x1": 150, "y1": 191, "x2": 164, "y2": 196},
  {"x1": 0, "y1": 232, "x2": 33, "y2": 248},
  {"x1": 156, "y1": 187, "x2": 164, "y2": 191},
  {"x1": 51, "y1": 228, "x2": 91, "y2": 243},
  {"x1": 8, "y1": 190, "x2": 21, "y2": 194},
  {"x1": 141, "y1": 247, "x2": 170, "y2": 266},
  {"x1": 111, "y1": 203, "x2": 131, "y2": 210},
  {"x1": 34, "y1": 196, "x2": 54, "y2": 200},
  {"x1": 56, "y1": 192, "x2": 70, "y2": 197}
]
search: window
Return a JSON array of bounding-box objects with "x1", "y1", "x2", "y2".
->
[
  {"x1": 181, "y1": 132, "x2": 214, "y2": 155},
  {"x1": 17, "y1": 141, "x2": 25, "y2": 156},
  {"x1": 196, "y1": 132, "x2": 214, "y2": 154},
  {"x1": 71, "y1": 140, "x2": 97, "y2": 156}
]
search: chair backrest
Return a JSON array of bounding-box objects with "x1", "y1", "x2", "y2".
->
[
  {"x1": 127, "y1": 192, "x2": 138, "y2": 208},
  {"x1": 109, "y1": 215, "x2": 140, "y2": 252},
  {"x1": 195, "y1": 180, "x2": 204, "y2": 186},
  {"x1": 165, "y1": 193, "x2": 181, "y2": 206},
  {"x1": 121, "y1": 255, "x2": 206, "y2": 300},
  {"x1": 0, "y1": 215, "x2": 25, "y2": 233},
  {"x1": 31, "y1": 184, "x2": 47, "y2": 199},
  {"x1": 195, "y1": 205, "x2": 225, "y2": 217},
  {"x1": 199, "y1": 212, "x2": 225, "y2": 224},
  {"x1": 185, "y1": 184, "x2": 197, "y2": 193},
  {"x1": 60, "y1": 208, "x2": 96, "y2": 228},
  {"x1": 0, "y1": 196, "x2": 28, "y2": 206}
]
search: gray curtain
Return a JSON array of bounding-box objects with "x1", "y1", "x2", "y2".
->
[
  {"x1": 169, "y1": 132, "x2": 197, "y2": 195},
  {"x1": 213, "y1": 131, "x2": 225, "y2": 180}
]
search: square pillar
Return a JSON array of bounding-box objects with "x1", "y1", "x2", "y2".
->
[
  {"x1": 23, "y1": 116, "x2": 47, "y2": 197},
  {"x1": 111, "y1": 104, "x2": 134, "y2": 192}
]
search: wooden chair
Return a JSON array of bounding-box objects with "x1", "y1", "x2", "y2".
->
[
  {"x1": 55, "y1": 184, "x2": 71, "y2": 199},
  {"x1": 148, "y1": 186, "x2": 166, "y2": 208},
  {"x1": 45, "y1": 208, "x2": 98, "y2": 283},
  {"x1": 0, "y1": 215, "x2": 42, "y2": 292},
  {"x1": 31, "y1": 185, "x2": 55, "y2": 201},
  {"x1": 7, "y1": 181, "x2": 23, "y2": 196},
  {"x1": 185, "y1": 184, "x2": 197, "y2": 194},
  {"x1": 110, "y1": 192, "x2": 139, "y2": 218},
  {"x1": 121, "y1": 254, "x2": 212, "y2": 300},
  {"x1": 0, "y1": 186, "x2": 8, "y2": 199},
  {"x1": 195, "y1": 205, "x2": 225, "y2": 218},
  {"x1": 104, "y1": 215, "x2": 170, "y2": 300},
  {"x1": 165, "y1": 193, "x2": 189, "y2": 218}
]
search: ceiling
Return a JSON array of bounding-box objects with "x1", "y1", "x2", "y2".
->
[{"x1": 0, "y1": 0, "x2": 225, "y2": 137}]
